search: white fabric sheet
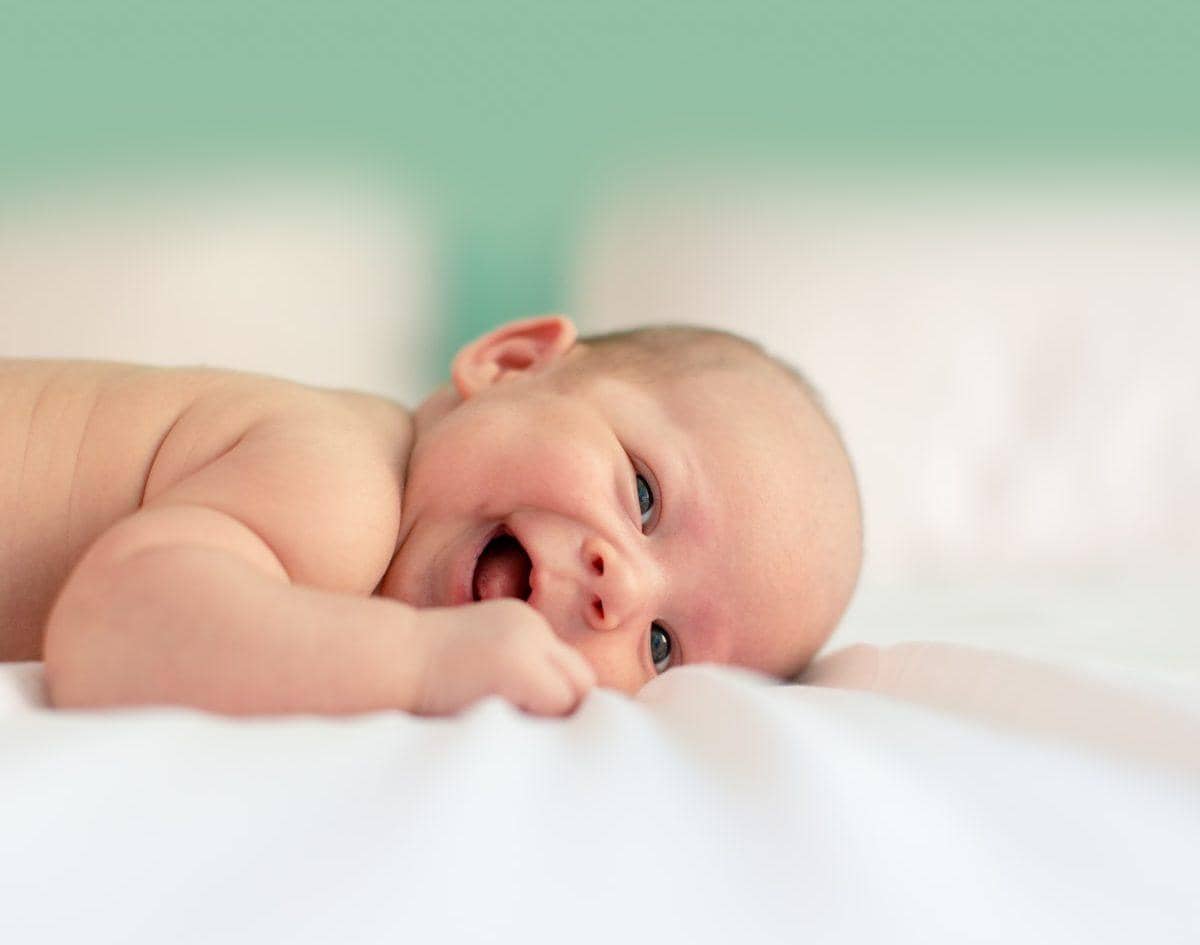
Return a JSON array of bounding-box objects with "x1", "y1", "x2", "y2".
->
[{"x1": 3, "y1": 629, "x2": 1198, "y2": 945}]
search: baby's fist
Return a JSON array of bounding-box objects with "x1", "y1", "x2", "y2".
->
[{"x1": 416, "y1": 599, "x2": 596, "y2": 717}]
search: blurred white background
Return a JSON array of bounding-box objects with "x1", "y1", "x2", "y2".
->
[{"x1": 0, "y1": 168, "x2": 437, "y2": 405}]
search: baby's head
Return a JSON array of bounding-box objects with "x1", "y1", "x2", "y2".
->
[{"x1": 382, "y1": 315, "x2": 862, "y2": 691}]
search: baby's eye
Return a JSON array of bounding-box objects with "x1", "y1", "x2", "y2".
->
[
  {"x1": 649, "y1": 622, "x2": 674, "y2": 673},
  {"x1": 635, "y1": 473, "x2": 655, "y2": 528}
]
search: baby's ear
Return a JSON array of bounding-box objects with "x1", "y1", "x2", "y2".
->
[{"x1": 451, "y1": 314, "x2": 578, "y2": 398}]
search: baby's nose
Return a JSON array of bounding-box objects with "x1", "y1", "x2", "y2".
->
[{"x1": 580, "y1": 536, "x2": 643, "y2": 632}]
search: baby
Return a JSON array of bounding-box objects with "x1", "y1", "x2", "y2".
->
[{"x1": 0, "y1": 315, "x2": 862, "y2": 716}]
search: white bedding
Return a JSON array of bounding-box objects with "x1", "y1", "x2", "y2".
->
[{"x1": 3, "y1": 608, "x2": 1198, "y2": 945}]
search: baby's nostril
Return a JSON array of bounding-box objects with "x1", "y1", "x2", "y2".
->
[
  {"x1": 591, "y1": 553, "x2": 604, "y2": 576},
  {"x1": 592, "y1": 596, "x2": 605, "y2": 621}
]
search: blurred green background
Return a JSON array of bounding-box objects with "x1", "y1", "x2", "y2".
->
[{"x1": 2, "y1": 2, "x2": 1198, "y2": 365}]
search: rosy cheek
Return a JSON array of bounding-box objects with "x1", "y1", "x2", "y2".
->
[
  {"x1": 493, "y1": 431, "x2": 605, "y2": 507},
  {"x1": 570, "y1": 637, "x2": 643, "y2": 694},
  {"x1": 415, "y1": 402, "x2": 616, "y2": 518},
  {"x1": 544, "y1": 465, "x2": 613, "y2": 520}
]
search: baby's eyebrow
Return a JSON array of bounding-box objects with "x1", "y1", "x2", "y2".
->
[
  {"x1": 667, "y1": 445, "x2": 714, "y2": 541},
  {"x1": 670, "y1": 456, "x2": 738, "y2": 664},
  {"x1": 654, "y1": 446, "x2": 705, "y2": 668}
]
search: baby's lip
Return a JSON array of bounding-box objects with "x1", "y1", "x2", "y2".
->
[
  {"x1": 503, "y1": 521, "x2": 545, "y2": 612},
  {"x1": 451, "y1": 519, "x2": 541, "y2": 608},
  {"x1": 448, "y1": 523, "x2": 506, "y2": 607}
]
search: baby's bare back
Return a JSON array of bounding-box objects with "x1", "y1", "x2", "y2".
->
[{"x1": 0, "y1": 360, "x2": 411, "y2": 661}]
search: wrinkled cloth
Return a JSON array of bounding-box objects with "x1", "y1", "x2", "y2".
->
[{"x1": 2, "y1": 647, "x2": 1197, "y2": 945}]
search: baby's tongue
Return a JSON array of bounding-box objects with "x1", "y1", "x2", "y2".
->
[{"x1": 473, "y1": 535, "x2": 532, "y2": 601}]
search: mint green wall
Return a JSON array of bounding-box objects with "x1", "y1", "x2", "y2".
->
[{"x1": 3, "y1": 3, "x2": 1198, "y2": 367}]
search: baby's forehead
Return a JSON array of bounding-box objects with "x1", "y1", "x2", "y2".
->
[
  {"x1": 582, "y1": 332, "x2": 769, "y2": 377},
  {"x1": 577, "y1": 336, "x2": 796, "y2": 400},
  {"x1": 657, "y1": 360, "x2": 812, "y2": 429}
]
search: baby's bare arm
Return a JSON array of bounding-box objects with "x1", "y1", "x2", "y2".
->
[
  {"x1": 42, "y1": 395, "x2": 433, "y2": 714},
  {"x1": 44, "y1": 503, "x2": 436, "y2": 714}
]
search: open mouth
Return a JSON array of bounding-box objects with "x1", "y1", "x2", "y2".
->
[{"x1": 471, "y1": 528, "x2": 533, "y2": 602}]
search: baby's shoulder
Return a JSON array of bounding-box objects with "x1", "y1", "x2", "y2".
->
[
  {"x1": 144, "y1": 371, "x2": 415, "y2": 592},
  {"x1": 145, "y1": 370, "x2": 413, "y2": 491}
]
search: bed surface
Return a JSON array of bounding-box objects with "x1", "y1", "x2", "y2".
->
[{"x1": 4, "y1": 583, "x2": 1198, "y2": 945}]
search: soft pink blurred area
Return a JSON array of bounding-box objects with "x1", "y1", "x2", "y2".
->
[
  {"x1": 802, "y1": 640, "x2": 1200, "y2": 777},
  {"x1": 573, "y1": 171, "x2": 1200, "y2": 587}
]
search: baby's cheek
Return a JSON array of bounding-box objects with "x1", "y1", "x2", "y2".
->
[
  {"x1": 418, "y1": 400, "x2": 614, "y2": 515},
  {"x1": 526, "y1": 447, "x2": 609, "y2": 515},
  {"x1": 570, "y1": 636, "x2": 644, "y2": 695}
]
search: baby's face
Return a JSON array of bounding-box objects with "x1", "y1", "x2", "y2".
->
[{"x1": 382, "y1": 325, "x2": 861, "y2": 692}]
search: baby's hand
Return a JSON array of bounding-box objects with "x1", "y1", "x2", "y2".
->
[{"x1": 415, "y1": 599, "x2": 596, "y2": 717}]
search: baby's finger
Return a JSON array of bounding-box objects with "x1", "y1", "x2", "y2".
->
[
  {"x1": 516, "y1": 658, "x2": 580, "y2": 717},
  {"x1": 548, "y1": 644, "x2": 596, "y2": 701}
]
